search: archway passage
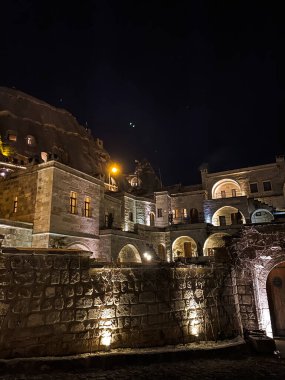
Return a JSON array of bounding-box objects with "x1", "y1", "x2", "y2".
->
[
  {"x1": 212, "y1": 206, "x2": 245, "y2": 226},
  {"x1": 172, "y1": 236, "x2": 197, "y2": 259},
  {"x1": 203, "y1": 232, "x2": 230, "y2": 256},
  {"x1": 267, "y1": 262, "x2": 285, "y2": 336},
  {"x1": 117, "y1": 244, "x2": 142, "y2": 263}
]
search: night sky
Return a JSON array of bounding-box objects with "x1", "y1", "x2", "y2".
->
[{"x1": 1, "y1": 1, "x2": 285, "y2": 186}]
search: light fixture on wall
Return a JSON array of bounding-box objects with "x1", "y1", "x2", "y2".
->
[{"x1": 143, "y1": 252, "x2": 152, "y2": 261}]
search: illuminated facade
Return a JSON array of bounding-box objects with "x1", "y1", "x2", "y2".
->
[{"x1": 1, "y1": 87, "x2": 285, "y2": 347}]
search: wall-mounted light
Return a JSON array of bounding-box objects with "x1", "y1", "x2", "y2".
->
[{"x1": 143, "y1": 252, "x2": 152, "y2": 261}]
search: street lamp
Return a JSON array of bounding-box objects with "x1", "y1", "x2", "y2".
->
[{"x1": 108, "y1": 163, "x2": 120, "y2": 189}]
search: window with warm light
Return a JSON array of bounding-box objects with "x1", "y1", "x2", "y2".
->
[
  {"x1": 13, "y1": 196, "x2": 18, "y2": 213},
  {"x1": 173, "y1": 208, "x2": 179, "y2": 218},
  {"x1": 70, "y1": 191, "x2": 77, "y2": 214},
  {"x1": 84, "y1": 196, "x2": 91, "y2": 217},
  {"x1": 26, "y1": 135, "x2": 36, "y2": 146},
  {"x1": 8, "y1": 134, "x2": 17, "y2": 142}
]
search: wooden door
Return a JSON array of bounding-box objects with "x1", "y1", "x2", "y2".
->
[
  {"x1": 267, "y1": 262, "x2": 285, "y2": 336},
  {"x1": 184, "y1": 242, "x2": 192, "y2": 258}
]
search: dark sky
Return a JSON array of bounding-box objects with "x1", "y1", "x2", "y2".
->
[{"x1": 1, "y1": 1, "x2": 285, "y2": 185}]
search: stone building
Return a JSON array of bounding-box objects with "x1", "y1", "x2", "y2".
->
[{"x1": 0, "y1": 87, "x2": 285, "y2": 357}]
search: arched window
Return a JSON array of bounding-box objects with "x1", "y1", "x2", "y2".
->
[
  {"x1": 26, "y1": 135, "x2": 36, "y2": 146},
  {"x1": 251, "y1": 209, "x2": 274, "y2": 224}
]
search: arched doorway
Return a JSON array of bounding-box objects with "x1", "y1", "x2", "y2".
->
[
  {"x1": 212, "y1": 206, "x2": 245, "y2": 226},
  {"x1": 266, "y1": 262, "x2": 285, "y2": 336},
  {"x1": 117, "y1": 244, "x2": 142, "y2": 264},
  {"x1": 190, "y1": 208, "x2": 199, "y2": 223},
  {"x1": 203, "y1": 232, "x2": 231, "y2": 256},
  {"x1": 172, "y1": 236, "x2": 197, "y2": 259},
  {"x1": 158, "y1": 244, "x2": 166, "y2": 260},
  {"x1": 150, "y1": 212, "x2": 155, "y2": 226}
]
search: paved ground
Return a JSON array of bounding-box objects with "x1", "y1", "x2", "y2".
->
[
  {"x1": 0, "y1": 355, "x2": 285, "y2": 380},
  {"x1": 0, "y1": 339, "x2": 284, "y2": 379}
]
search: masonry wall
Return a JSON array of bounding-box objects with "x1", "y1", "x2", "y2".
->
[
  {"x1": 0, "y1": 252, "x2": 242, "y2": 359},
  {"x1": 0, "y1": 221, "x2": 32, "y2": 248},
  {"x1": 0, "y1": 168, "x2": 38, "y2": 223},
  {"x1": 170, "y1": 191, "x2": 206, "y2": 223}
]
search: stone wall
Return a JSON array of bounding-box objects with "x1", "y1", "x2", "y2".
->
[
  {"x1": 0, "y1": 220, "x2": 32, "y2": 248},
  {"x1": 0, "y1": 168, "x2": 38, "y2": 223},
  {"x1": 0, "y1": 251, "x2": 242, "y2": 359}
]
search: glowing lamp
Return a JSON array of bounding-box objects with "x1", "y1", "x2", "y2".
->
[
  {"x1": 101, "y1": 330, "x2": 112, "y2": 349},
  {"x1": 143, "y1": 252, "x2": 152, "y2": 261}
]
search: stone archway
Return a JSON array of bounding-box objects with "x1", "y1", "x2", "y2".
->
[
  {"x1": 66, "y1": 242, "x2": 90, "y2": 251},
  {"x1": 266, "y1": 261, "x2": 285, "y2": 336},
  {"x1": 212, "y1": 206, "x2": 245, "y2": 226},
  {"x1": 203, "y1": 232, "x2": 231, "y2": 256},
  {"x1": 172, "y1": 236, "x2": 197, "y2": 259},
  {"x1": 117, "y1": 244, "x2": 142, "y2": 263},
  {"x1": 212, "y1": 178, "x2": 242, "y2": 199},
  {"x1": 252, "y1": 254, "x2": 285, "y2": 337}
]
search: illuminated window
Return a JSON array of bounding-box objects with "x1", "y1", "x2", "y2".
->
[
  {"x1": 8, "y1": 134, "x2": 17, "y2": 142},
  {"x1": 182, "y1": 208, "x2": 187, "y2": 218},
  {"x1": 84, "y1": 196, "x2": 91, "y2": 217},
  {"x1": 129, "y1": 211, "x2": 134, "y2": 221},
  {"x1": 250, "y1": 183, "x2": 258, "y2": 193},
  {"x1": 221, "y1": 190, "x2": 226, "y2": 198},
  {"x1": 173, "y1": 208, "x2": 179, "y2": 218},
  {"x1": 263, "y1": 181, "x2": 272, "y2": 192},
  {"x1": 70, "y1": 191, "x2": 77, "y2": 214},
  {"x1": 13, "y1": 196, "x2": 18, "y2": 213},
  {"x1": 232, "y1": 189, "x2": 237, "y2": 197},
  {"x1": 157, "y1": 208, "x2": 162, "y2": 218},
  {"x1": 26, "y1": 135, "x2": 36, "y2": 146}
]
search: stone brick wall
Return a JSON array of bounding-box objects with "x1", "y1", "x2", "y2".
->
[
  {"x1": 234, "y1": 268, "x2": 258, "y2": 331},
  {"x1": 170, "y1": 191, "x2": 206, "y2": 223},
  {"x1": 0, "y1": 220, "x2": 32, "y2": 248},
  {"x1": 0, "y1": 168, "x2": 38, "y2": 223},
  {"x1": 0, "y1": 251, "x2": 242, "y2": 359}
]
